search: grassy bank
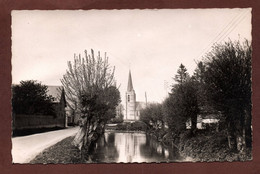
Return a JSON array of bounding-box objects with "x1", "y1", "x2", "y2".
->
[
  {"x1": 30, "y1": 136, "x2": 81, "y2": 164},
  {"x1": 30, "y1": 130, "x2": 251, "y2": 163},
  {"x1": 178, "y1": 131, "x2": 252, "y2": 162}
]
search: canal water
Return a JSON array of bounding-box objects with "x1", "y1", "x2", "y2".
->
[{"x1": 91, "y1": 132, "x2": 183, "y2": 163}]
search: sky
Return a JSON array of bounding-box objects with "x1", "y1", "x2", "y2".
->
[{"x1": 12, "y1": 9, "x2": 252, "y2": 106}]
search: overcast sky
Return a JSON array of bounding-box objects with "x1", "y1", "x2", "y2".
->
[{"x1": 12, "y1": 9, "x2": 251, "y2": 105}]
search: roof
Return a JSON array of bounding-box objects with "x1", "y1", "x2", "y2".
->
[
  {"x1": 127, "y1": 70, "x2": 134, "y2": 91},
  {"x1": 47, "y1": 86, "x2": 63, "y2": 102},
  {"x1": 135, "y1": 102, "x2": 146, "y2": 110}
]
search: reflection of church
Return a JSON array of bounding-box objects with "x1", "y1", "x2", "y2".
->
[{"x1": 124, "y1": 71, "x2": 146, "y2": 121}]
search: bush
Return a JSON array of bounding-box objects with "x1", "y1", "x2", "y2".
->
[
  {"x1": 178, "y1": 130, "x2": 251, "y2": 161},
  {"x1": 116, "y1": 123, "x2": 128, "y2": 130},
  {"x1": 115, "y1": 121, "x2": 147, "y2": 131},
  {"x1": 131, "y1": 121, "x2": 147, "y2": 131}
]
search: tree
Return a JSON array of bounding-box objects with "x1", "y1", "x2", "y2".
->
[
  {"x1": 140, "y1": 103, "x2": 165, "y2": 140},
  {"x1": 173, "y1": 63, "x2": 189, "y2": 85},
  {"x1": 163, "y1": 64, "x2": 199, "y2": 142},
  {"x1": 193, "y1": 61, "x2": 205, "y2": 83},
  {"x1": 61, "y1": 49, "x2": 121, "y2": 161},
  {"x1": 110, "y1": 104, "x2": 124, "y2": 123},
  {"x1": 203, "y1": 40, "x2": 252, "y2": 150},
  {"x1": 163, "y1": 94, "x2": 186, "y2": 142},
  {"x1": 12, "y1": 80, "x2": 55, "y2": 115},
  {"x1": 165, "y1": 79, "x2": 199, "y2": 138},
  {"x1": 193, "y1": 61, "x2": 215, "y2": 116}
]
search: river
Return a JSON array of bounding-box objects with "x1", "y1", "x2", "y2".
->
[{"x1": 90, "y1": 131, "x2": 183, "y2": 163}]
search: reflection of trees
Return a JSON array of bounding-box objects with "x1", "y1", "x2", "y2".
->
[
  {"x1": 139, "y1": 135, "x2": 181, "y2": 162},
  {"x1": 90, "y1": 133, "x2": 119, "y2": 162},
  {"x1": 90, "y1": 132, "x2": 183, "y2": 163}
]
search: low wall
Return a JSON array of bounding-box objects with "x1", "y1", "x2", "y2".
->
[{"x1": 13, "y1": 114, "x2": 66, "y2": 130}]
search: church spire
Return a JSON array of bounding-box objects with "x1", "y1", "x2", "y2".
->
[{"x1": 127, "y1": 70, "x2": 134, "y2": 91}]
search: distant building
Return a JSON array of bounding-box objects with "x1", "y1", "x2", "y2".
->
[
  {"x1": 186, "y1": 114, "x2": 220, "y2": 130},
  {"x1": 124, "y1": 71, "x2": 146, "y2": 122},
  {"x1": 47, "y1": 86, "x2": 67, "y2": 127}
]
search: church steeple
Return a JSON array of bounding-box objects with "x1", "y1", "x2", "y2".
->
[
  {"x1": 125, "y1": 70, "x2": 136, "y2": 121},
  {"x1": 127, "y1": 70, "x2": 134, "y2": 91}
]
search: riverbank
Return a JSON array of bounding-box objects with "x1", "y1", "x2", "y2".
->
[
  {"x1": 178, "y1": 131, "x2": 252, "y2": 162},
  {"x1": 30, "y1": 131, "x2": 181, "y2": 163},
  {"x1": 29, "y1": 129, "x2": 251, "y2": 163},
  {"x1": 30, "y1": 136, "x2": 81, "y2": 164}
]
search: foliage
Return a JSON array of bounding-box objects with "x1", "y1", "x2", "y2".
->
[
  {"x1": 173, "y1": 63, "x2": 189, "y2": 85},
  {"x1": 203, "y1": 40, "x2": 252, "y2": 149},
  {"x1": 178, "y1": 130, "x2": 251, "y2": 162},
  {"x1": 110, "y1": 104, "x2": 124, "y2": 123},
  {"x1": 80, "y1": 85, "x2": 121, "y2": 126},
  {"x1": 164, "y1": 64, "x2": 199, "y2": 139},
  {"x1": 162, "y1": 96, "x2": 186, "y2": 140},
  {"x1": 61, "y1": 49, "x2": 121, "y2": 161},
  {"x1": 30, "y1": 136, "x2": 82, "y2": 164},
  {"x1": 193, "y1": 62, "x2": 208, "y2": 108},
  {"x1": 115, "y1": 121, "x2": 147, "y2": 131},
  {"x1": 61, "y1": 50, "x2": 115, "y2": 118},
  {"x1": 140, "y1": 103, "x2": 164, "y2": 130},
  {"x1": 12, "y1": 80, "x2": 55, "y2": 115},
  {"x1": 140, "y1": 103, "x2": 166, "y2": 140},
  {"x1": 110, "y1": 114, "x2": 124, "y2": 123}
]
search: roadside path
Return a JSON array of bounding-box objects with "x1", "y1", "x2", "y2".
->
[{"x1": 12, "y1": 126, "x2": 79, "y2": 163}]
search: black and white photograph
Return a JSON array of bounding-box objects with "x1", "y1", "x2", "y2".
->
[{"x1": 11, "y1": 9, "x2": 252, "y2": 164}]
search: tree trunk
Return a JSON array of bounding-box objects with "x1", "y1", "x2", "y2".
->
[
  {"x1": 190, "y1": 115, "x2": 197, "y2": 136},
  {"x1": 227, "y1": 136, "x2": 232, "y2": 149},
  {"x1": 227, "y1": 122, "x2": 232, "y2": 149},
  {"x1": 245, "y1": 109, "x2": 252, "y2": 148}
]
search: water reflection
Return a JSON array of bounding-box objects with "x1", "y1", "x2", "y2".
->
[{"x1": 91, "y1": 132, "x2": 182, "y2": 163}]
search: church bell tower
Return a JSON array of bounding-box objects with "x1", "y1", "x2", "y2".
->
[{"x1": 125, "y1": 70, "x2": 136, "y2": 121}]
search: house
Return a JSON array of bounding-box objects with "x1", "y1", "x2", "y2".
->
[
  {"x1": 186, "y1": 114, "x2": 220, "y2": 130},
  {"x1": 12, "y1": 85, "x2": 67, "y2": 132},
  {"x1": 46, "y1": 86, "x2": 67, "y2": 127}
]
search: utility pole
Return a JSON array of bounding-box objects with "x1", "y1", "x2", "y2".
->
[
  {"x1": 164, "y1": 80, "x2": 169, "y2": 98},
  {"x1": 145, "y1": 92, "x2": 147, "y2": 107}
]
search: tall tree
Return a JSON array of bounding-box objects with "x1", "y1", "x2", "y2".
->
[
  {"x1": 163, "y1": 63, "x2": 199, "y2": 142},
  {"x1": 203, "y1": 40, "x2": 252, "y2": 150},
  {"x1": 12, "y1": 80, "x2": 55, "y2": 115},
  {"x1": 61, "y1": 49, "x2": 121, "y2": 161},
  {"x1": 193, "y1": 61, "x2": 205, "y2": 83},
  {"x1": 193, "y1": 61, "x2": 214, "y2": 114},
  {"x1": 174, "y1": 63, "x2": 189, "y2": 85},
  {"x1": 166, "y1": 79, "x2": 199, "y2": 137}
]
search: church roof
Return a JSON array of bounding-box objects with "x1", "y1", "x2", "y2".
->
[
  {"x1": 135, "y1": 101, "x2": 146, "y2": 110},
  {"x1": 127, "y1": 70, "x2": 134, "y2": 91}
]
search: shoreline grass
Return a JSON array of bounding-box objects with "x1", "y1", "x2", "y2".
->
[
  {"x1": 178, "y1": 131, "x2": 252, "y2": 162},
  {"x1": 30, "y1": 136, "x2": 81, "y2": 164}
]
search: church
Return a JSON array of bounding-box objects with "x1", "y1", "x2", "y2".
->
[{"x1": 124, "y1": 71, "x2": 146, "y2": 122}]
